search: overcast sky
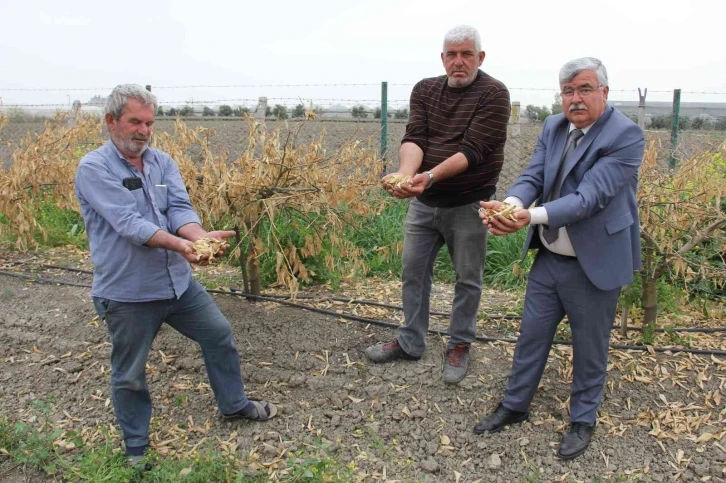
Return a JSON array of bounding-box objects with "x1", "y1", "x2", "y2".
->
[{"x1": 1, "y1": 0, "x2": 725, "y2": 111}]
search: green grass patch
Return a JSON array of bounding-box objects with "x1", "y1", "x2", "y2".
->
[
  {"x1": 485, "y1": 229, "x2": 532, "y2": 290},
  {"x1": 348, "y1": 195, "x2": 530, "y2": 289},
  {"x1": 0, "y1": 416, "x2": 354, "y2": 482},
  {"x1": 0, "y1": 200, "x2": 88, "y2": 250}
]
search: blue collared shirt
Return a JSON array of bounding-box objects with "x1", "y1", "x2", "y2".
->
[{"x1": 75, "y1": 140, "x2": 201, "y2": 302}]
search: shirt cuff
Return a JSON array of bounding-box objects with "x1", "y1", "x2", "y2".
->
[
  {"x1": 529, "y1": 206, "x2": 548, "y2": 225},
  {"x1": 503, "y1": 196, "x2": 524, "y2": 209},
  {"x1": 134, "y1": 223, "x2": 162, "y2": 246}
]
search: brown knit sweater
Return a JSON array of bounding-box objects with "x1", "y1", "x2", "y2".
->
[{"x1": 402, "y1": 70, "x2": 510, "y2": 207}]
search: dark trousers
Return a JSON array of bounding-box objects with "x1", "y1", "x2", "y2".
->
[
  {"x1": 502, "y1": 249, "x2": 620, "y2": 424},
  {"x1": 94, "y1": 279, "x2": 249, "y2": 448}
]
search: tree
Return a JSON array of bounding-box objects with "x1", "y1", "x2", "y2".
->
[
  {"x1": 167, "y1": 107, "x2": 178, "y2": 117},
  {"x1": 394, "y1": 109, "x2": 409, "y2": 120},
  {"x1": 156, "y1": 106, "x2": 165, "y2": 116},
  {"x1": 292, "y1": 104, "x2": 306, "y2": 118},
  {"x1": 202, "y1": 106, "x2": 215, "y2": 117},
  {"x1": 233, "y1": 106, "x2": 250, "y2": 117},
  {"x1": 633, "y1": 145, "x2": 726, "y2": 327},
  {"x1": 649, "y1": 115, "x2": 669, "y2": 129},
  {"x1": 374, "y1": 107, "x2": 381, "y2": 119},
  {"x1": 649, "y1": 115, "x2": 693, "y2": 131},
  {"x1": 149, "y1": 118, "x2": 385, "y2": 296},
  {"x1": 524, "y1": 105, "x2": 550, "y2": 122},
  {"x1": 351, "y1": 106, "x2": 368, "y2": 119},
  {"x1": 179, "y1": 106, "x2": 194, "y2": 117},
  {"x1": 551, "y1": 93, "x2": 563, "y2": 115},
  {"x1": 715, "y1": 117, "x2": 726, "y2": 131},
  {"x1": 265, "y1": 106, "x2": 272, "y2": 117},
  {"x1": 218, "y1": 105, "x2": 233, "y2": 117},
  {"x1": 272, "y1": 105, "x2": 288, "y2": 120},
  {"x1": 525, "y1": 105, "x2": 538, "y2": 122},
  {"x1": 690, "y1": 116, "x2": 714, "y2": 130}
]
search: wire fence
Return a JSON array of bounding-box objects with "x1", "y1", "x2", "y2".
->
[{"x1": 2, "y1": 82, "x2": 726, "y2": 196}]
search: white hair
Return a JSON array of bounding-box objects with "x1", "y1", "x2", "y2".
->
[
  {"x1": 443, "y1": 25, "x2": 482, "y2": 52},
  {"x1": 105, "y1": 84, "x2": 158, "y2": 119},
  {"x1": 559, "y1": 57, "x2": 609, "y2": 87}
]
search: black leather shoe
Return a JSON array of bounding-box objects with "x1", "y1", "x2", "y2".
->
[
  {"x1": 557, "y1": 422, "x2": 595, "y2": 460},
  {"x1": 473, "y1": 403, "x2": 529, "y2": 434}
]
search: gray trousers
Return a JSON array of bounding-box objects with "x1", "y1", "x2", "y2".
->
[
  {"x1": 502, "y1": 249, "x2": 620, "y2": 424},
  {"x1": 398, "y1": 199, "x2": 488, "y2": 356}
]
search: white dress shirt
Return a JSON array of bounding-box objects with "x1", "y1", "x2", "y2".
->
[{"x1": 504, "y1": 122, "x2": 593, "y2": 257}]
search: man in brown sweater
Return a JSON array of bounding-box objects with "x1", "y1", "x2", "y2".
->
[{"x1": 365, "y1": 25, "x2": 510, "y2": 384}]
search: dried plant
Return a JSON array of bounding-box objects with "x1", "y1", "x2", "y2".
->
[
  {"x1": 0, "y1": 113, "x2": 103, "y2": 250},
  {"x1": 154, "y1": 117, "x2": 385, "y2": 295},
  {"x1": 0, "y1": 115, "x2": 384, "y2": 294},
  {"x1": 637, "y1": 142, "x2": 726, "y2": 326}
]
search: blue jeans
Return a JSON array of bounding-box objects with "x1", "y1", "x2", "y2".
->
[
  {"x1": 398, "y1": 199, "x2": 488, "y2": 356},
  {"x1": 93, "y1": 278, "x2": 249, "y2": 448}
]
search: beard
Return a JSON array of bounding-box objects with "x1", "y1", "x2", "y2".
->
[
  {"x1": 112, "y1": 133, "x2": 149, "y2": 158},
  {"x1": 447, "y1": 70, "x2": 478, "y2": 88}
]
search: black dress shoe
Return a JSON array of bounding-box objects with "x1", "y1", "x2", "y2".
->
[
  {"x1": 473, "y1": 403, "x2": 529, "y2": 434},
  {"x1": 557, "y1": 422, "x2": 595, "y2": 460}
]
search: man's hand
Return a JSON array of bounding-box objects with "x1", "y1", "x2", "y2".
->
[
  {"x1": 382, "y1": 172, "x2": 420, "y2": 199},
  {"x1": 177, "y1": 238, "x2": 204, "y2": 264},
  {"x1": 205, "y1": 230, "x2": 236, "y2": 257},
  {"x1": 381, "y1": 172, "x2": 429, "y2": 199},
  {"x1": 479, "y1": 200, "x2": 531, "y2": 236}
]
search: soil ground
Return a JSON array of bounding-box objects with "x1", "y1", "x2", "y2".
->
[{"x1": 0, "y1": 250, "x2": 725, "y2": 482}]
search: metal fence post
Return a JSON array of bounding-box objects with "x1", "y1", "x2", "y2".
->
[
  {"x1": 637, "y1": 88, "x2": 647, "y2": 129},
  {"x1": 669, "y1": 89, "x2": 681, "y2": 170},
  {"x1": 380, "y1": 81, "x2": 388, "y2": 168},
  {"x1": 510, "y1": 101, "x2": 520, "y2": 137}
]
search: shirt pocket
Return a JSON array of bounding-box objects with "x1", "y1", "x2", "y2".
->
[
  {"x1": 130, "y1": 189, "x2": 149, "y2": 214},
  {"x1": 153, "y1": 184, "x2": 169, "y2": 213}
]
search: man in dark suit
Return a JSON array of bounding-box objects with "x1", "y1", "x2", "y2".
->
[{"x1": 473, "y1": 57, "x2": 644, "y2": 460}]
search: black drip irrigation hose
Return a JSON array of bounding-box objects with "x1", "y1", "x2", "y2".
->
[
  {"x1": 24, "y1": 263, "x2": 487, "y2": 318},
  {"x1": 12, "y1": 264, "x2": 726, "y2": 334},
  {"x1": 0, "y1": 270, "x2": 94, "y2": 289},
  {"x1": 1, "y1": 269, "x2": 725, "y2": 357}
]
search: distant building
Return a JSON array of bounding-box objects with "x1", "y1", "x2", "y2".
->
[
  {"x1": 610, "y1": 100, "x2": 726, "y2": 125},
  {"x1": 86, "y1": 95, "x2": 107, "y2": 107},
  {"x1": 321, "y1": 104, "x2": 351, "y2": 119}
]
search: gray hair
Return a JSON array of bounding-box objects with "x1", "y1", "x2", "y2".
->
[
  {"x1": 105, "y1": 84, "x2": 158, "y2": 119},
  {"x1": 559, "y1": 57, "x2": 608, "y2": 87},
  {"x1": 443, "y1": 25, "x2": 482, "y2": 52}
]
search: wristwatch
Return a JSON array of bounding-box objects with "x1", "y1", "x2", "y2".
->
[{"x1": 424, "y1": 171, "x2": 435, "y2": 189}]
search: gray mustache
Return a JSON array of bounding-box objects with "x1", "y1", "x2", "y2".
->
[{"x1": 569, "y1": 104, "x2": 587, "y2": 111}]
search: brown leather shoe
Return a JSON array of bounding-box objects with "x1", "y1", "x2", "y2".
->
[
  {"x1": 443, "y1": 344, "x2": 470, "y2": 384},
  {"x1": 364, "y1": 339, "x2": 421, "y2": 363}
]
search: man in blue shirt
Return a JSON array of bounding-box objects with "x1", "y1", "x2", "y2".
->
[{"x1": 75, "y1": 84, "x2": 276, "y2": 466}]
